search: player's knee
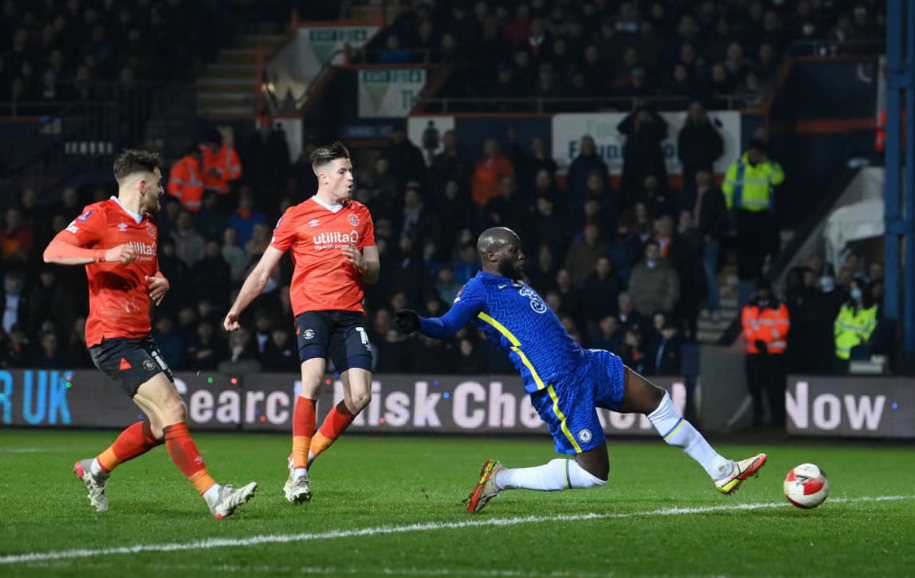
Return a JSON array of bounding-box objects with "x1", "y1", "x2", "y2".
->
[
  {"x1": 570, "y1": 461, "x2": 608, "y2": 488},
  {"x1": 161, "y1": 397, "x2": 187, "y2": 425},
  {"x1": 349, "y1": 390, "x2": 372, "y2": 411}
]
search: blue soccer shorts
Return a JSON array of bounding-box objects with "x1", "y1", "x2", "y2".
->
[{"x1": 529, "y1": 349, "x2": 626, "y2": 455}]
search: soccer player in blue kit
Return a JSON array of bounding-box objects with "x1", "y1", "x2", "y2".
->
[{"x1": 394, "y1": 227, "x2": 766, "y2": 513}]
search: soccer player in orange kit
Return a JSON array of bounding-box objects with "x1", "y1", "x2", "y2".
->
[
  {"x1": 224, "y1": 141, "x2": 379, "y2": 504},
  {"x1": 44, "y1": 149, "x2": 257, "y2": 518}
]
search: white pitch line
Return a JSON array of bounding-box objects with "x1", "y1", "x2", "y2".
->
[
  {"x1": 26, "y1": 560, "x2": 738, "y2": 578},
  {"x1": 0, "y1": 495, "x2": 908, "y2": 566}
]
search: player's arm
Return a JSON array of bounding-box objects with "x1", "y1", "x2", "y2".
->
[
  {"x1": 395, "y1": 296, "x2": 484, "y2": 339},
  {"x1": 344, "y1": 244, "x2": 380, "y2": 284},
  {"x1": 43, "y1": 230, "x2": 137, "y2": 266},
  {"x1": 224, "y1": 246, "x2": 285, "y2": 331}
]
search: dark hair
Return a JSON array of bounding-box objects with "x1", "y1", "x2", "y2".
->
[
  {"x1": 113, "y1": 149, "x2": 164, "y2": 183},
  {"x1": 310, "y1": 140, "x2": 350, "y2": 170}
]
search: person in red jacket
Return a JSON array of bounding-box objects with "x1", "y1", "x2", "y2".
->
[
  {"x1": 741, "y1": 279, "x2": 790, "y2": 427},
  {"x1": 202, "y1": 128, "x2": 243, "y2": 210},
  {"x1": 472, "y1": 139, "x2": 516, "y2": 207}
]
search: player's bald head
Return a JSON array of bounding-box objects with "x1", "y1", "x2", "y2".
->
[{"x1": 477, "y1": 227, "x2": 520, "y2": 257}]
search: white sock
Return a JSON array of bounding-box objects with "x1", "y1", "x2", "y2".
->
[
  {"x1": 648, "y1": 393, "x2": 734, "y2": 481},
  {"x1": 294, "y1": 467, "x2": 308, "y2": 479},
  {"x1": 89, "y1": 458, "x2": 106, "y2": 478},
  {"x1": 202, "y1": 484, "x2": 222, "y2": 506},
  {"x1": 307, "y1": 451, "x2": 315, "y2": 468},
  {"x1": 495, "y1": 459, "x2": 607, "y2": 491}
]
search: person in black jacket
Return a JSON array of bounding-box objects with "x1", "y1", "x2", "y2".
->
[
  {"x1": 677, "y1": 101, "x2": 724, "y2": 190},
  {"x1": 618, "y1": 105, "x2": 668, "y2": 200},
  {"x1": 679, "y1": 169, "x2": 728, "y2": 321},
  {"x1": 647, "y1": 320, "x2": 684, "y2": 376}
]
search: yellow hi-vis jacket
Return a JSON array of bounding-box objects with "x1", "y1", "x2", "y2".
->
[
  {"x1": 834, "y1": 303, "x2": 878, "y2": 360},
  {"x1": 722, "y1": 153, "x2": 785, "y2": 212}
]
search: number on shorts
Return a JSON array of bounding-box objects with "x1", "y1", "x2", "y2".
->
[{"x1": 356, "y1": 327, "x2": 370, "y2": 347}]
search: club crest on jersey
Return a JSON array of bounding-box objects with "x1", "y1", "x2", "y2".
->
[
  {"x1": 349, "y1": 214, "x2": 359, "y2": 226},
  {"x1": 309, "y1": 219, "x2": 320, "y2": 227},
  {"x1": 578, "y1": 429, "x2": 593, "y2": 443},
  {"x1": 143, "y1": 360, "x2": 156, "y2": 371},
  {"x1": 118, "y1": 223, "x2": 129, "y2": 232},
  {"x1": 303, "y1": 329, "x2": 315, "y2": 340},
  {"x1": 147, "y1": 223, "x2": 155, "y2": 238},
  {"x1": 520, "y1": 286, "x2": 548, "y2": 314},
  {"x1": 76, "y1": 210, "x2": 94, "y2": 222}
]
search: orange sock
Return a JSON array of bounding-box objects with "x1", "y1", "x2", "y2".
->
[
  {"x1": 97, "y1": 420, "x2": 161, "y2": 473},
  {"x1": 292, "y1": 396, "x2": 317, "y2": 469},
  {"x1": 310, "y1": 401, "x2": 356, "y2": 460},
  {"x1": 163, "y1": 422, "x2": 216, "y2": 494}
]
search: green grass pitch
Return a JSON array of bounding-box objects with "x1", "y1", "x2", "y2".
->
[{"x1": 1, "y1": 429, "x2": 914, "y2": 578}]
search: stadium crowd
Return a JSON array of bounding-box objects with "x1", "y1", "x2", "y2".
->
[
  {"x1": 372, "y1": 0, "x2": 886, "y2": 111},
  {"x1": 0, "y1": 0, "x2": 889, "y2": 378}
]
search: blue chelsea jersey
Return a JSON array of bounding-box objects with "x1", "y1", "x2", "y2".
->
[{"x1": 419, "y1": 271, "x2": 586, "y2": 393}]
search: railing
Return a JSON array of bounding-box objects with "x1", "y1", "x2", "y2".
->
[{"x1": 418, "y1": 94, "x2": 750, "y2": 114}]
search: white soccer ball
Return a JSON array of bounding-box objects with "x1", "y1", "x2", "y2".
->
[{"x1": 784, "y1": 463, "x2": 830, "y2": 509}]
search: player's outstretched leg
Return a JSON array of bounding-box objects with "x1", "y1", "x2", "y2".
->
[
  {"x1": 307, "y1": 368, "x2": 372, "y2": 468},
  {"x1": 73, "y1": 419, "x2": 162, "y2": 512},
  {"x1": 466, "y1": 450, "x2": 608, "y2": 514},
  {"x1": 620, "y1": 367, "x2": 766, "y2": 494},
  {"x1": 134, "y1": 374, "x2": 257, "y2": 518}
]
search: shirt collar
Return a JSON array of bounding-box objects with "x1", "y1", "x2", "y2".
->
[
  {"x1": 310, "y1": 196, "x2": 344, "y2": 213},
  {"x1": 111, "y1": 196, "x2": 143, "y2": 224}
]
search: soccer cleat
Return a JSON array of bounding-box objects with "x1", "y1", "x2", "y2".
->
[
  {"x1": 73, "y1": 459, "x2": 109, "y2": 513},
  {"x1": 285, "y1": 475, "x2": 312, "y2": 504},
  {"x1": 466, "y1": 459, "x2": 504, "y2": 514},
  {"x1": 209, "y1": 482, "x2": 257, "y2": 519},
  {"x1": 715, "y1": 453, "x2": 767, "y2": 494}
]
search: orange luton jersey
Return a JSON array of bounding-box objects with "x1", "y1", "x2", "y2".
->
[
  {"x1": 64, "y1": 199, "x2": 159, "y2": 346},
  {"x1": 270, "y1": 198, "x2": 375, "y2": 315}
]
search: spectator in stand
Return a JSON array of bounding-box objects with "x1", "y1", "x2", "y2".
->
[
  {"x1": 431, "y1": 130, "x2": 473, "y2": 199},
  {"x1": 241, "y1": 119, "x2": 291, "y2": 207},
  {"x1": 619, "y1": 105, "x2": 669, "y2": 200},
  {"x1": 191, "y1": 239, "x2": 232, "y2": 307},
  {"x1": 435, "y1": 266, "x2": 461, "y2": 305},
  {"x1": 1, "y1": 269, "x2": 29, "y2": 336},
  {"x1": 261, "y1": 327, "x2": 300, "y2": 373},
  {"x1": 672, "y1": 211, "x2": 705, "y2": 342},
  {"x1": 566, "y1": 136, "x2": 609, "y2": 209},
  {"x1": 1, "y1": 207, "x2": 36, "y2": 265},
  {"x1": 221, "y1": 227, "x2": 247, "y2": 285},
  {"x1": 635, "y1": 173, "x2": 676, "y2": 218},
  {"x1": 401, "y1": 187, "x2": 440, "y2": 246},
  {"x1": 530, "y1": 195, "x2": 569, "y2": 260},
  {"x1": 157, "y1": 236, "x2": 192, "y2": 317},
  {"x1": 482, "y1": 176, "x2": 529, "y2": 237},
  {"x1": 508, "y1": 132, "x2": 557, "y2": 190},
  {"x1": 628, "y1": 240, "x2": 680, "y2": 317},
  {"x1": 784, "y1": 266, "x2": 818, "y2": 374},
  {"x1": 170, "y1": 210, "x2": 205, "y2": 267},
  {"x1": 678, "y1": 102, "x2": 724, "y2": 191},
  {"x1": 526, "y1": 243, "x2": 558, "y2": 295},
  {"x1": 194, "y1": 191, "x2": 229, "y2": 242},
  {"x1": 833, "y1": 278, "x2": 879, "y2": 374},
  {"x1": 67, "y1": 317, "x2": 94, "y2": 369},
  {"x1": 741, "y1": 280, "x2": 789, "y2": 427},
  {"x1": 680, "y1": 169, "x2": 727, "y2": 322},
  {"x1": 589, "y1": 315, "x2": 623, "y2": 353},
  {"x1": 226, "y1": 190, "x2": 269, "y2": 248},
  {"x1": 471, "y1": 139, "x2": 516, "y2": 207},
  {"x1": 619, "y1": 327, "x2": 647, "y2": 374},
  {"x1": 581, "y1": 257, "x2": 625, "y2": 329},
  {"x1": 168, "y1": 144, "x2": 205, "y2": 213},
  {"x1": 564, "y1": 224, "x2": 607, "y2": 289},
  {"x1": 185, "y1": 319, "x2": 227, "y2": 372},
  {"x1": 647, "y1": 321, "x2": 684, "y2": 376},
  {"x1": 26, "y1": 266, "x2": 74, "y2": 344},
  {"x1": 384, "y1": 125, "x2": 427, "y2": 187}
]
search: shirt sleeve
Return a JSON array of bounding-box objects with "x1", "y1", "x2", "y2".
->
[
  {"x1": 64, "y1": 207, "x2": 107, "y2": 247},
  {"x1": 269, "y1": 209, "x2": 296, "y2": 252},
  {"x1": 419, "y1": 280, "x2": 485, "y2": 339}
]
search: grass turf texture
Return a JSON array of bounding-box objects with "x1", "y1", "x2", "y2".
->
[{"x1": 1, "y1": 430, "x2": 913, "y2": 578}]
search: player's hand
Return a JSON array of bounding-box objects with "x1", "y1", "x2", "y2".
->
[
  {"x1": 394, "y1": 310, "x2": 421, "y2": 334},
  {"x1": 754, "y1": 339, "x2": 768, "y2": 353},
  {"x1": 145, "y1": 275, "x2": 170, "y2": 305},
  {"x1": 223, "y1": 310, "x2": 241, "y2": 332},
  {"x1": 106, "y1": 243, "x2": 138, "y2": 265},
  {"x1": 342, "y1": 242, "x2": 366, "y2": 272}
]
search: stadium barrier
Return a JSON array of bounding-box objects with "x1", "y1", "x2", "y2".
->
[
  {"x1": 786, "y1": 376, "x2": 915, "y2": 438},
  {"x1": 0, "y1": 369, "x2": 684, "y2": 437}
]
